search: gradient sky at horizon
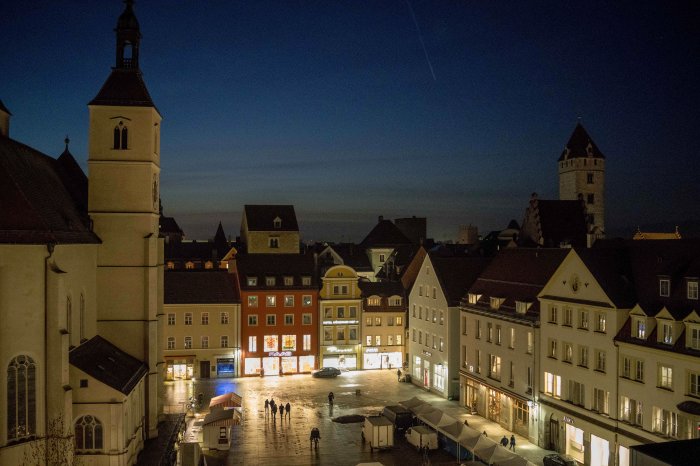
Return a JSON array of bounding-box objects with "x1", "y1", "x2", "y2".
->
[{"x1": 2, "y1": 1, "x2": 699, "y2": 242}]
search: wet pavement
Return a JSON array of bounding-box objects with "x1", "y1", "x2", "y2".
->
[{"x1": 163, "y1": 370, "x2": 553, "y2": 466}]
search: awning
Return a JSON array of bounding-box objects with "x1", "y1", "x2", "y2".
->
[
  {"x1": 202, "y1": 408, "x2": 241, "y2": 427},
  {"x1": 209, "y1": 392, "x2": 242, "y2": 409},
  {"x1": 399, "y1": 396, "x2": 428, "y2": 410}
]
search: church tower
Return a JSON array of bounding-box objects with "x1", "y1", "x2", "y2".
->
[
  {"x1": 558, "y1": 122, "x2": 605, "y2": 236},
  {"x1": 87, "y1": 0, "x2": 163, "y2": 438}
]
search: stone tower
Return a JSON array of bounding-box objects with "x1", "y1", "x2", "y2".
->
[
  {"x1": 558, "y1": 122, "x2": 605, "y2": 236},
  {"x1": 87, "y1": 0, "x2": 163, "y2": 438}
]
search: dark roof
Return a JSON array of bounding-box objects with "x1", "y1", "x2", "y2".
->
[
  {"x1": 0, "y1": 135, "x2": 100, "y2": 244},
  {"x1": 165, "y1": 239, "x2": 233, "y2": 262},
  {"x1": 576, "y1": 247, "x2": 636, "y2": 308},
  {"x1": 214, "y1": 221, "x2": 228, "y2": 252},
  {"x1": 630, "y1": 438, "x2": 700, "y2": 466},
  {"x1": 159, "y1": 215, "x2": 183, "y2": 236},
  {"x1": 55, "y1": 146, "x2": 88, "y2": 215},
  {"x1": 165, "y1": 270, "x2": 240, "y2": 304},
  {"x1": 521, "y1": 199, "x2": 588, "y2": 248},
  {"x1": 89, "y1": 69, "x2": 156, "y2": 108},
  {"x1": 358, "y1": 280, "x2": 405, "y2": 298},
  {"x1": 235, "y1": 252, "x2": 317, "y2": 289},
  {"x1": 360, "y1": 219, "x2": 412, "y2": 247},
  {"x1": 317, "y1": 243, "x2": 372, "y2": 272},
  {"x1": 69, "y1": 335, "x2": 148, "y2": 395},
  {"x1": 0, "y1": 99, "x2": 11, "y2": 115},
  {"x1": 243, "y1": 205, "x2": 299, "y2": 231},
  {"x1": 558, "y1": 122, "x2": 605, "y2": 161},
  {"x1": 430, "y1": 254, "x2": 491, "y2": 306},
  {"x1": 468, "y1": 248, "x2": 568, "y2": 316}
]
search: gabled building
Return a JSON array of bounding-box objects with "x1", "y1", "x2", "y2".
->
[
  {"x1": 520, "y1": 193, "x2": 589, "y2": 248},
  {"x1": 408, "y1": 252, "x2": 490, "y2": 399},
  {"x1": 359, "y1": 281, "x2": 407, "y2": 370},
  {"x1": 460, "y1": 248, "x2": 568, "y2": 444},
  {"x1": 163, "y1": 270, "x2": 241, "y2": 379},
  {"x1": 235, "y1": 252, "x2": 318, "y2": 375},
  {"x1": 319, "y1": 265, "x2": 363, "y2": 369},
  {"x1": 360, "y1": 216, "x2": 414, "y2": 279},
  {"x1": 164, "y1": 222, "x2": 233, "y2": 270},
  {"x1": 240, "y1": 205, "x2": 300, "y2": 254}
]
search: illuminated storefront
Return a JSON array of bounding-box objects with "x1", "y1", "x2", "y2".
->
[
  {"x1": 321, "y1": 345, "x2": 359, "y2": 369},
  {"x1": 165, "y1": 357, "x2": 194, "y2": 380},
  {"x1": 462, "y1": 375, "x2": 531, "y2": 438},
  {"x1": 244, "y1": 350, "x2": 315, "y2": 376},
  {"x1": 216, "y1": 357, "x2": 235, "y2": 377},
  {"x1": 362, "y1": 347, "x2": 402, "y2": 370}
]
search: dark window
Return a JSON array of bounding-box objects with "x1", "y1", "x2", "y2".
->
[
  {"x1": 121, "y1": 127, "x2": 128, "y2": 149},
  {"x1": 74, "y1": 415, "x2": 103, "y2": 451},
  {"x1": 7, "y1": 355, "x2": 37, "y2": 441},
  {"x1": 587, "y1": 193, "x2": 595, "y2": 204}
]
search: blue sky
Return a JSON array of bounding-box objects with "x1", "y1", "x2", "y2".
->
[{"x1": 2, "y1": 1, "x2": 699, "y2": 242}]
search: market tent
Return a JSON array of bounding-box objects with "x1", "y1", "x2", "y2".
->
[
  {"x1": 494, "y1": 454, "x2": 538, "y2": 466},
  {"x1": 420, "y1": 409, "x2": 455, "y2": 429},
  {"x1": 412, "y1": 404, "x2": 438, "y2": 416},
  {"x1": 209, "y1": 392, "x2": 242, "y2": 410},
  {"x1": 458, "y1": 427, "x2": 484, "y2": 450},
  {"x1": 490, "y1": 445, "x2": 518, "y2": 464},
  {"x1": 440, "y1": 420, "x2": 466, "y2": 442},
  {"x1": 472, "y1": 435, "x2": 498, "y2": 461},
  {"x1": 399, "y1": 396, "x2": 427, "y2": 410}
]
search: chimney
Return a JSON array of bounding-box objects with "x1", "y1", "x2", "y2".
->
[
  {"x1": 378, "y1": 215, "x2": 384, "y2": 222},
  {"x1": 0, "y1": 100, "x2": 11, "y2": 137}
]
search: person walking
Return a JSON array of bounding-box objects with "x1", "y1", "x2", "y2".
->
[
  {"x1": 397, "y1": 368, "x2": 402, "y2": 381},
  {"x1": 510, "y1": 435, "x2": 516, "y2": 451},
  {"x1": 264, "y1": 399, "x2": 269, "y2": 416},
  {"x1": 500, "y1": 435, "x2": 508, "y2": 447},
  {"x1": 279, "y1": 403, "x2": 285, "y2": 418},
  {"x1": 328, "y1": 391, "x2": 334, "y2": 406},
  {"x1": 285, "y1": 402, "x2": 291, "y2": 419},
  {"x1": 271, "y1": 402, "x2": 278, "y2": 420}
]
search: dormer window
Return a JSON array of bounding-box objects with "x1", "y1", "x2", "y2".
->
[
  {"x1": 515, "y1": 301, "x2": 531, "y2": 314},
  {"x1": 634, "y1": 318, "x2": 646, "y2": 339},
  {"x1": 301, "y1": 276, "x2": 311, "y2": 286},
  {"x1": 688, "y1": 280, "x2": 699, "y2": 300},
  {"x1": 467, "y1": 293, "x2": 481, "y2": 305},
  {"x1": 283, "y1": 276, "x2": 293, "y2": 286},
  {"x1": 367, "y1": 297, "x2": 381, "y2": 306},
  {"x1": 273, "y1": 217, "x2": 282, "y2": 229},
  {"x1": 389, "y1": 296, "x2": 402, "y2": 306},
  {"x1": 265, "y1": 276, "x2": 276, "y2": 286},
  {"x1": 247, "y1": 276, "x2": 258, "y2": 286},
  {"x1": 661, "y1": 322, "x2": 674, "y2": 344},
  {"x1": 490, "y1": 297, "x2": 504, "y2": 310},
  {"x1": 113, "y1": 121, "x2": 128, "y2": 149},
  {"x1": 659, "y1": 278, "x2": 670, "y2": 297}
]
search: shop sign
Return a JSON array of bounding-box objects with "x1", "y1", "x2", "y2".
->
[
  {"x1": 422, "y1": 350, "x2": 432, "y2": 357},
  {"x1": 268, "y1": 351, "x2": 292, "y2": 357},
  {"x1": 563, "y1": 416, "x2": 574, "y2": 424},
  {"x1": 365, "y1": 348, "x2": 378, "y2": 353},
  {"x1": 217, "y1": 358, "x2": 235, "y2": 363},
  {"x1": 323, "y1": 320, "x2": 359, "y2": 325},
  {"x1": 327, "y1": 346, "x2": 355, "y2": 353}
]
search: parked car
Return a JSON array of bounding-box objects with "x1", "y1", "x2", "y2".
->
[{"x1": 312, "y1": 367, "x2": 341, "y2": 378}]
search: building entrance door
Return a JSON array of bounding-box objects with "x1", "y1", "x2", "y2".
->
[
  {"x1": 200, "y1": 361, "x2": 210, "y2": 378},
  {"x1": 549, "y1": 415, "x2": 559, "y2": 451}
]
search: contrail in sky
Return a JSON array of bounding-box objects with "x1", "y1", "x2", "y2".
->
[{"x1": 406, "y1": 0, "x2": 437, "y2": 81}]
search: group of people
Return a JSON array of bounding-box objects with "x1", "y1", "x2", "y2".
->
[
  {"x1": 264, "y1": 398, "x2": 291, "y2": 420},
  {"x1": 500, "y1": 434, "x2": 517, "y2": 451}
]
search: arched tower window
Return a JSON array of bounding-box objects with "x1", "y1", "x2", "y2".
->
[
  {"x1": 74, "y1": 415, "x2": 103, "y2": 451},
  {"x1": 66, "y1": 296, "x2": 73, "y2": 346},
  {"x1": 113, "y1": 122, "x2": 128, "y2": 150},
  {"x1": 7, "y1": 355, "x2": 37, "y2": 442},
  {"x1": 80, "y1": 294, "x2": 85, "y2": 342}
]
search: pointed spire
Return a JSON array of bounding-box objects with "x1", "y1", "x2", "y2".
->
[
  {"x1": 115, "y1": 0, "x2": 141, "y2": 70},
  {"x1": 558, "y1": 122, "x2": 605, "y2": 161}
]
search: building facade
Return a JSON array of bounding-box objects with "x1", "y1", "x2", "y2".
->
[
  {"x1": 236, "y1": 253, "x2": 319, "y2": 375},
  {"x1": 319, "y1": 265, "x2": 363, "y2": 369},
  {"x1": 163, "y1": 271, "x2": 241, "y2": 379},
  {"x1": 359, "y1": 281, "x2": 406, "y2": 370},
  {"x1": 240, "y1": 205, "x2": 300, "y2": 254}
]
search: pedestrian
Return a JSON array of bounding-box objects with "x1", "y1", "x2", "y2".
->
[
  {"x1": 264, "y1": 399, "x2": 269, "y2": 417},
  {"x1": 500, "y1": 435, "x2": 508, "y2": 447},
  {"x1": 463, "y1": 419, "x2": 469, "y2": 427},
  {"x1": 279, "y1": 403, "x2": 285, "y2": 418},
  {"x1": 271, "y1": 402, "x2": 278, "y2": 420},
  {"x1": 285, "y1": 402, "x2": 291, "y2": 418},
  {"x1": 510, "y1": 435, "x2": 516, "y2": 451},
  {"x1": 397, "y1": 368, "x2": 402, "y2": 381},
  {"x1": 328, "y1": 391, "x2": 334, "y2": 406},
  {"x1": 482, "y1": 430, "x2": 487, "y2": 437}
]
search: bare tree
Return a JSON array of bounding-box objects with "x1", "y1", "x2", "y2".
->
[{"x1": 22, "y1": 414, "x2": 82, "y2": 466}]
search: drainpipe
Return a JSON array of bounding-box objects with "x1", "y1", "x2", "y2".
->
[{"x1": 44, "y1": 242, "x2": 55, "y2": 466}]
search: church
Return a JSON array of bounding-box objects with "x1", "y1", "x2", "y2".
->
[{"x1": 0, "y1": 1, "x2": 163, "y2": 464}]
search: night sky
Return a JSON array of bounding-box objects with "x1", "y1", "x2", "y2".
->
[{"x1": 2, "y1": 1, "x2": 699, "y2": 242}]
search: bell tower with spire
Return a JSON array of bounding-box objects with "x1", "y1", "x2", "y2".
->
[
  {"x1": 87, "y1": 0, "x2": 162, "y2": 439},
  {"x1": 558, "y1": 122, "x2": 606, "y2": 238}
]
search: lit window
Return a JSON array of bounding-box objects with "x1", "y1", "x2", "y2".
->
[
  {"x1": 248, "y1": 336, "x2": 257, "y2": 352},
  {"x1": 184, "y1": 337, "x2": 192, "y2": 349},
  {"x1": 266, "y1": 276, "x2": 276, "y2": 286},
  {"x1": 282, "y1": 335, "x2": 296, "y2": 351},
  {"x1": 302, "y1": 295, "x2": 312, "y2": 307},
  {"x1": 489, "y1": 355, "x2": 501, "y2": 380},
  {"x1": 396, "y1": 334, "x2": 402, "y2": 345},
  {"x1": 689, "y1": 281, "x2": 699, "y2": 300},
  {"x1": 660, "y1": 278, "x2": 670, "y2": 297},
  {"x1": 266, "y1": 296, "x2": 276, "y2": 307},
  {"x1": 284, "y1": 276, "x2": 294, "y2": 286},
  {"x1": 375, "y1": 335, "x2": 381, "y2": 345},
  {"x1": 595, "y1": 312, "x2": 606, "y2": 332},
  {"x1": 661, "y1": 322, "x2": 673, "y2": 344},
  {"x1": 247, "y1": 277, "x2": 257, "y2": 286},
  {"x1": 302, "y1": 276, "x2": 311, "y2": 286},
  {"x1": 659, "y1": 365, "x2": 673, "y2": 390},
  {"x1": 248, "y1": 296, "x2": 258, "y2": 307},
  {"x1": 396, "y1": 316, "x2": 402, "y2": 326},
  {"x1": 284, "y1": 295, "x2": 294, "y2": 307},
  {"x1": 635, "y1": 318, "x2": 646, "y2": 339},
  {"x1": 579, "y1": 310, "x2": 589, "y2": 330},
  {"x1": 303, "y1": 334, "x2": 311, "y2": 351},
  {"x1": 375, "y1": 317, "x2": 381, "y2": 326}
]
